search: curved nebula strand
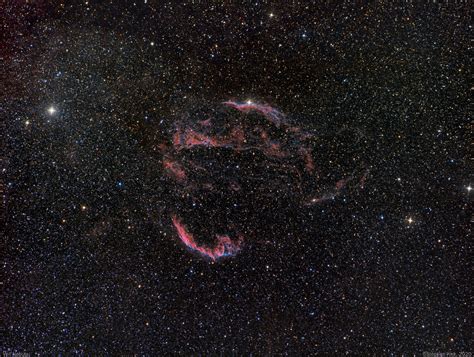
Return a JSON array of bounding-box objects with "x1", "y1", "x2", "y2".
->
[
  {"x1": 172, "y1": 216, "x2": 242, "y2": 261},
  {"x1": 222, "y1": 100, "x2": 287, "y2": 127}
]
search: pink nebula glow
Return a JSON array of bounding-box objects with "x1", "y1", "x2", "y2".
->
[
  {"x1": 164, "y1": 100, "x2": 366, "y2": 260},
  {"x1": 163, "y1": 159, "x2": 186, "y2": 181},
  {"x1": 172, "y1": 216, "x2": 242, "y2": 260},
  {"x1": 299, "y1": 147, "x2": 315, "y2": 173}
]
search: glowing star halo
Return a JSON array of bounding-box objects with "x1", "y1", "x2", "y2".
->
[{"x1": 47, "y1": 106, "x2": 56, "y2": 115}]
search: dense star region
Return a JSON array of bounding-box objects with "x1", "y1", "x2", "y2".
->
[
  {"x1": 2, "y1": 1, "x2": 471, "y2": 355},
  {"x1": 165, "y1": 101, "x2": 366, "y2": 260}
]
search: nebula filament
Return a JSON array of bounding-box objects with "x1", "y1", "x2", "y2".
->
[{"x1": 161, "y1": 100, "x2": 366, "y2": 260}]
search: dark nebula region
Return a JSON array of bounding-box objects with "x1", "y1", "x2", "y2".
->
[{"x1": 163, "y1": 101, "x2": 367, "y2": 260}]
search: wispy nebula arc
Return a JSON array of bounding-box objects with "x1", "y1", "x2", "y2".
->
[
  {"x1": 222, "y1": 100, "x2": 287, "y2": 127},
  {"x1": 163, "y1": 158, "x2": 186, "y2": 181},
  {"x1": 172, "y1": 216, "x2": 242, "y2": 261}
]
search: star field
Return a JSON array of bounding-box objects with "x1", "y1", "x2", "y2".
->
[{"x1": 2, "y1": 1, "x2": 471, "y2": 355}]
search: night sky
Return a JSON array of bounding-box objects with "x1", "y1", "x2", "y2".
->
[{"x1": 2, "y1": 1, "x2": 472, "y2": 355}]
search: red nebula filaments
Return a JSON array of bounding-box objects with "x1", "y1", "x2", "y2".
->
[
  {"x1": 163, "y1": 158, "x2": 186, "y2": 181},
  {"x1": 172, "y1": 216, "x2": 242, "y2": 261},
  {"x1": 164, "y1": 99, "x2": 366, "y2": 261}
]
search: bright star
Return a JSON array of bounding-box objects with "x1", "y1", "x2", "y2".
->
[
  {"x1": 47, "y1": 106, "x2": 56, "y2": 115},
  {"x1": 467, "y1": 185, "x2": 472, "y2": 192}
]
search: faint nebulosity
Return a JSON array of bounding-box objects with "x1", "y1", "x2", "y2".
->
[{"x1": 2, "y1": 1, "x2": 471, "y2": 354}]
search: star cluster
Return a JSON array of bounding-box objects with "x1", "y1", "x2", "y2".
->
[{"x1": 2, "y1": 1, "x2": 471, "y2": 354}]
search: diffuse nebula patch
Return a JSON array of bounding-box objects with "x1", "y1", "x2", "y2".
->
[{"x1": 161, "y1": 100, "x2": 366, "y2": 261}]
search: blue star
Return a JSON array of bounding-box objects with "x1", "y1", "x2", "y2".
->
[{"x1": 115, "y1": 180, "x2": 125, "y2": 189}]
